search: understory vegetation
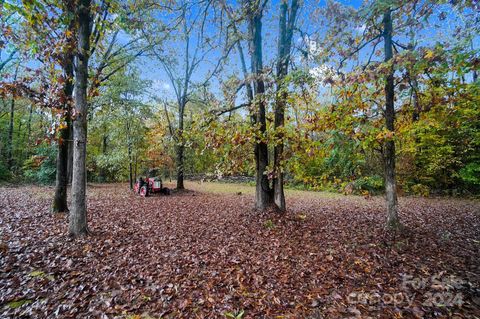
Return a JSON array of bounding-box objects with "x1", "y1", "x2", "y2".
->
[
  {"x1": 1, "y1": 1, "x2": 479, "y2": 199},
  {"x1": 2, "y1": 71, "x2": 479, "y2": 196}
]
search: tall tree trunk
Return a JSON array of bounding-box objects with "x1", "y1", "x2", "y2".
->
[
  {"x1": 126, "y1": 122, "x2": 133, "y2": 190},
  {"x1": 26, "y1": 104, "x2": 33, "y2": 145},
  {"x1": 176, "y1": 103, "x2": 185, "y2": 190},
  {"x1": 67, "y1": 122, "x2": 73, "y2": 184},
  {"x1": 6, "y1": 65, "x2": 19, "y2": 170},
  {"x1": 128, "y1": 158, "x2": 133, "y2": 189},
  {"x1": 248, "y1": 1, "x2": 272, "y2": 210},
  {"x1": 98, "y1": 130, "x2": 107, "y2": 182},
  {"x1": 406, "y1": 29, "x2": 420, "y2": 122},
  {"x1": 471, "y1": 39, "x2": 478, "y2": 83},
  {"x1": 221, "y1": 0, "x2": 254, "y2": 123},
  {"x1": 69, "y1": 0, "x2": 91, "y2": 237},
  {"x1": 53, "y1": 59, "x2": 74, "y2": 213},
  {"x1": 273, "y1": 0, "x2": 299, "y2": 212},
  {"x1": 20, "y1": 104, "x2": 34, "y2": 162},
  {"x1": 411, "y1": 77, "x2": 420, "y2": 122},
  {"x1": 383, "y1": 10, "x2": 401, "y2": 230},
  {"x1": 134, "y1": 154, "x2": 137, "y2": 182},
  {"x1": 7, "y1": 98, "x2": 14, "y2": 169}
]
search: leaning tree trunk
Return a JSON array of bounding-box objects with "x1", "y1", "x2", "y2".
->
[
  {"x1": 383, "y1": 10, "x2": 401, "y2": 230},
  {"x1": 52, "y1": 59, "x2": 74, "y2": 213},
  {"x1": 69, "y1": 0, "x2": 91, "y2": 237},
  {"x1": 248, "y1": 4, "x2": 272, "y2": 211}
]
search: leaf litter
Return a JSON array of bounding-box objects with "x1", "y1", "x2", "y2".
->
[{"x1": 0, "y1": 185, "x2": 479, "y2": 318}]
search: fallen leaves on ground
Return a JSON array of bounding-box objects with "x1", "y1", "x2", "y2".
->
[{"x1": 0, "y1": 184, "x2": 479, "y2": 318}]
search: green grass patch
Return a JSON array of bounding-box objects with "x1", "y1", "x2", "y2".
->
[
  {"x1": 5, "y1": 299, "x2": 33, "y2": 309},
  {"x1": 184, "y1": 180, "x2": 342, "y2": 199}
]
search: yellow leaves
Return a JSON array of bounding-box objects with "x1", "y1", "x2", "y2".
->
[
  {"x1": 376, "y1": 129, "x2": 395, "y2": 142},
  {"x1": 297, "y1": 213, "x2": 307, "y2": 221},
  {"x1": 424, "y1": 49, "x2": 435, "y2": 60},
  {"x1": 29, "y1": 270, "x2": 45, "y2": 278},
  {"x1": 83, "y1": 244, "x2": 91, "y2": 253}
]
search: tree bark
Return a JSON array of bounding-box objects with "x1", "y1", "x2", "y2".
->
[
  {"x1": 69, "y1": 0, "x2": 91, "y2": 237},
  {"x1": 273, "y1": 0, "x2": 299, "y2": 212},
  {"x1": 26, "y1": 104, "x2": 33, "y2": 145},
  {"x1": 128, "y1": 158, "x2": 133, "y2": 189},
  {"x1": 67, "y1": 122, "x2": 73, "y2": 184},
  {"x1": 383, "y1": 10, "x2": 401, "y2": 230},
  {"x1": 134, "y1": 154, "x2": 137, "y2": 182},
  {"x1": 6, "y1": 65, "x2": 19, "y2": 170},
  {"x1": 52, "y1": 59, "x2": 74, "y2": 213},
  {"x1": 98, "y1": 129, "x2": 107, "y2": 182},
  {"x1": 247, "y1": 0, "x2": 272, "y2": 211},
  {"x1": 176, "y1": 102, "x2": 185, "y2": 190},
  {"x1": 52, "y1": 118, "x2": 71, "y2": 213},
  {"x1": 126, "y1": 121, "x2": 133, "y2": 189},
  {"x1": 471, "y1": 39, "x2": 478, "y2": 83},
  {"x1": 7, "y1": 98, "x2": 14, "y2": 169}
]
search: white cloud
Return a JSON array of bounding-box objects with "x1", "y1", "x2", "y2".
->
[
  {"x1": 152, "y1": 80, "x2": 172, "y2": 92},
  {"x1": 355, "y1": 25, "x2": 366, "y2": 33},
  {"x1": 309, "y1": 64, "x2": 337, "y2": 84},
  {"x1": 303, "y1": 35, "x2": 323, "y2": 60}
]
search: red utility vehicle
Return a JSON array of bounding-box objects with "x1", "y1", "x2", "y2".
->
[{"x1": 134, "y1": 176, "x2": 170, "y2": 197}]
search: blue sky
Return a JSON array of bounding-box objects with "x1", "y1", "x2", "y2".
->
[
  {"x1": 131, "y1": 0, "x2": 478, "y2": 107},
  {"x1": 1, "y1": 0, "x2": 477, "y2": 105},
  {"x1": 134, "y1": 0, "x2": 367, "y2": 103}
]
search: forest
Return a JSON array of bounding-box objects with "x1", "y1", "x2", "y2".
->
[{"x1": 0, "y1": 0, "x2": 479, "y2": 318}]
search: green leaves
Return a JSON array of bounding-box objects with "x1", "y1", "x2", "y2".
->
[
  {"x1": 224, "y1": 309, "x2": 245, "y2": 319},
  {"x1": 459, "y1": 162, "x2": 480, "y2": 186}
]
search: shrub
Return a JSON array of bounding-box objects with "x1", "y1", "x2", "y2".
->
[
  {"x1": 23, "y1": 143, "x2": 57, "y2": 184},
  {"x1": 353, "y1": 175, "x2": 384, "y2": 194},
  {"x1": 459, "y1": 162, "x2": 480, "y2": 186},
  {"x1": 0, "y1": 159, "x2": 11, "y2": 182},
  {"x1": 411, "y1": 184, "x2": 430, "y2": 197}
]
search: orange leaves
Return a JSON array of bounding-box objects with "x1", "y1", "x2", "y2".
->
[
  {"x1": 58, "y1": 122, "x2": 68, "y2": 131},
  {"x1": 375, "y1": 129, "x2": 395, "y2": 142}
]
